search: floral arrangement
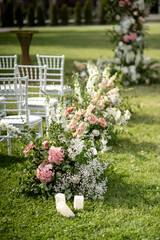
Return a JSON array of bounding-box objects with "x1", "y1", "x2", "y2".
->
[
  {"x1": 20, "y1": 119, "x2": 108, "y2": 200},
  {"x1": 102, "y1": 0, "x2": 160, "y2": 85},
  {"x1": 72, "y1": 62, "x2": 131, "y2": 152},
  {"x1": 19, "y1": 59, "x2": 133, "y2": 200}
]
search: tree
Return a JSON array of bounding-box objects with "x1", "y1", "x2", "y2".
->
[
  {"x1": 15, "y1": 4, "x2": 23, "y2": 28},
  {"x1": 74, "y1": 1, "x2": 82, "y2": 25},
  {"x1": 50, "y1": 3, "x2": 58, "y2": 26},
  {"x1": 83, "y1": 1, "x2": 92, "y2": 25},
  {"x1": 2, "y1": 0, "x2": 14, "y2": 27},
  {"x1": 60, "y1": 4, "x2": 68, "y2": 25},
  {"x1": 27, "y1": 4, "x2": 35, "y2": 26},
  {"x1": 36, "y1": 5, "x2": 45, "y2": 26}
]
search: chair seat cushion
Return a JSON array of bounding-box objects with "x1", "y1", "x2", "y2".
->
[
  {"x1": 0, "y1": 115, "x2": 42, "y2": 125},
  {"x1": 46, "y1": 85, "x2": 72, "y2": 93},
  {"x1": 28, "y1": 97, "x2": 58, "y2": 107}
]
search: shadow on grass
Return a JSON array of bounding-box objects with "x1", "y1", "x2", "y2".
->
[
  {"x1": 130, "y1": 112, "x2": 159, "y2": 125},
  {"x1": 104, "y1": 170, "x2": 159, "y2": 209},
  {"x1": 0, "y1": 154, "x2": 25, "y2": 168},
  {"x1": 114, "y1": 137, "x2": 158, "y2": 153}
]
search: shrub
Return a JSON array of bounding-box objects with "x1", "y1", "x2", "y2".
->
[
  {"x1": 50, "y1": 3, "x2": 58, "y2": 26},
  {"x1": 74, "y1": 1, "x2": 81, "y2": 25},
  {"x1": 2, "y1": 0, "x2": 14, "y2": 27},
  {"x1": 60, "y1": 4, "x2": 68, "y2": 25},
  {"x1": 27, "y1": 4, "x2": 35, "y2": 26},
  {"x1": 83, "y1": 1, "x2": 92, "y2": 25},
  {"x1": 36, "y1": 5, "x2": 45, "y2": 26},
  {"x1": 15, "y1": 4, "x2": 23, "y2": 28},
  {"x1": 99, "y1": 0, "x2": 107, "y2": 24}
]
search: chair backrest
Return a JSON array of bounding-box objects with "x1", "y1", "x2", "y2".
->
[
  {"x1": 15, "y1": 64, "x2": 47, "y2": 98},
  {"x1": 36, "y1": 54, "x2": 65, "y2": 88},
  {"x1": 0, "y1": 55, "x2": 17, "y2": 77},
  {"x1": 0, "y1": 76, "x2": 29, "y2": 123}
]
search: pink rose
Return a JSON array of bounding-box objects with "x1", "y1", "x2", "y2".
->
[
  {"x1": 87, "y1": 114, "x2": 97, "y2": 124},
  {"x1": 48, "y1": 146, "x2": 64, "y2": 165},
  {"x1": 138, "y1": 16, "x2": 145, "y2": 24},
  {"x1": 36, "y1": 162, "x2": 54, "y2": 183},
  {"x1": 24, "y1": 141, "x2": 34, "y2": 157},
  {"x1": 133, "y1": 11, "x2": 138, "y2": 16},
  {"x1": 130, "y1": 33, "x2": 137, "y2": 41},
  {"x1": 125, "y1": 0, "x2": 131, "y2": 6},
  {"x1": 66, "y1": 107, "x2": 75, "y2": 117},
  {"x1": 123, "y1": 34, "x2": 130, "y2": 43},
  {"x1": 119, "y1": 1, "x2": 126, "y2": 7},
  {"x1": 42, "y1": 140, "x2": 49, "y2": 150},
  {"x1": 98, "y1": 118, "x2": 106, "y2": 128}
]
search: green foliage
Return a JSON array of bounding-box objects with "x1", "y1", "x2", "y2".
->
[
  {"x1": 83, "y1": 0, "x2": 92, "y2": 25},
  {"x1": 15, "y1": 4, "x2": 23, "y2": 28},
  {"x1": 74, "y1": 1, "x2": 82, "y2": 25},
  {"x1": 2, "y1": 0, "x2": 14, "y2": 27},
  {"x1": 50, "y1": 3, "x2": 58, "y2": 26},
  {"x1": 60, "y1": 4, "x2": 68, "y2": 25},
  {"x1": 27, "y1": 3, "x2": 35, "y2": 26},
  {"x1": 36, "y1": 5, "x2": 45, "y2": 26}
]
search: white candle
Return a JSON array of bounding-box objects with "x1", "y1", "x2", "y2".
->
[
  {"x1": 74, "y1": 195, "x2": 84, "y2": 210},
  {"x1": 55, "y1": 193, "x2": 66, "y2": 204},
  {"x1": 56, "y1": 201, "x2": 75, "y2": 217}
]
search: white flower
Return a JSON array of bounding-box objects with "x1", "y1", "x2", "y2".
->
[
  {"x1": 122, "y1": 66, "x2": 129, "y2": 73},
  {"x1": 68, "y1": 138, "x2": 85, "y2": 159},
  {"x1": 92, "y1": 129, "x2": 100, "y2": 136},
  {"x1": 124, "y1": 110, "x2": 131, "y2": 120}
]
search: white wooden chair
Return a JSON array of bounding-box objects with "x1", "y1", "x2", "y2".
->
[
  {"x1": 0, "y1": 76, "x2": 43, "y2": 155},
  {"x1": 36, "y1": 54, "x2": 72, "y2": 105},
  {"x1": 0, "y1": 55, "x2": 17, "y2": 78},
  {"x1": 14, "y1": 64, "x2": 58, "y2": 123},
  {"x1": 0, "y1": 55, "x2": 17, "y2": 118}
]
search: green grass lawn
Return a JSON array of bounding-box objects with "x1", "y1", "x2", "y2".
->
[{"x1": 0, "y1": 25, "x2": 160, "y2": 240}]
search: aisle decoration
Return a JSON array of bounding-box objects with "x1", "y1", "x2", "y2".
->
[
  {"x1": 72, "y1": 62, "x2": 131, "y2": 151},
  {"x1": 102, "y1": 0, "x2": 160, "y2": 85},
  {"x1": 20, "y1": 62, "x2": 131, "y2": 200},
  {"x1": 20, "y1": 110, "x2": 108, "y2": 200}
]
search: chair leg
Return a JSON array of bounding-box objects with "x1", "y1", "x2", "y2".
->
[
  {"x1": 7, "y1": 138, "x2": 11, "y2": 155},
  {"x1": 38, "y1": 121, "x2": 43, "y2": 137}
]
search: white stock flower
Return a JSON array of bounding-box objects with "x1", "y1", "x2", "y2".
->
[{"x1": 68, "y1": 138, "x2": 85, "y2": 159}]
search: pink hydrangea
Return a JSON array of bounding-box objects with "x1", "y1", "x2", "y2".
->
[
  {"x1": 98, "y1": 118, "x2": 106, "y2": 128},
  {"x1": 42, "y1": 140, "x2": 49, "y2": 150},
  {"x1": 24, "y1": 141, "x2": 35, "y2": 157},
  {"x1": 48, "y1": 146, "x2": 64, "y2": 165},
  {"x1": 66, "y1": 107, "x2": 75, "y2": 117},
  {"x1": 87, "y1": 114, "x2": 97, "y2": 124},
  {"x1": 36, "y1": 162, "x2": 54, "y2": 183}
]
